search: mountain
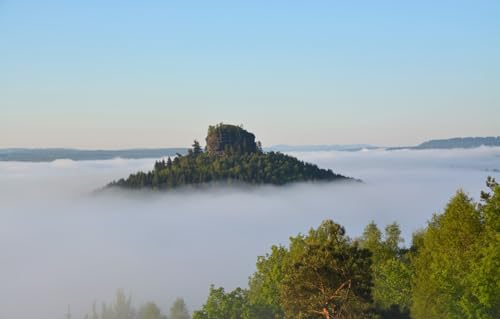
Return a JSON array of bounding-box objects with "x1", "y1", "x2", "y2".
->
[
  {"x1": 4, "y1": 135, "x2": 499, "y2": 163},
  {"x1": 0, "y1": 148, "x2": 187, "y2": 162},
  {"x1": 108, "y1": 124, "x2": 355, "y2": 190},
  {"x1": 414, "y1": 136, "x2": 500, "y2": 149},
  {"x1": 387, "y1": 136, "x2": 500, "y2": 150}
]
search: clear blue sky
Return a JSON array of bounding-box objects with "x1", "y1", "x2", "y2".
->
[{"x1": 1, "y1": 1, "x2": 499, "y2": 148}]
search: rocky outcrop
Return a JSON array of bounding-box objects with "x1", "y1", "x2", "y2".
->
[{"x1": 205, "y1": 124, "x2": 258, "y2": 155}]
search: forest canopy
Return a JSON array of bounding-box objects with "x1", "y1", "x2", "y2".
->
[{"x1": 108, "y1": 124, "x2": 352, "y2": 190}]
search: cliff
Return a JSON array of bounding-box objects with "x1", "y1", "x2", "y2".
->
[{"x1": 206, "y1": 124, "x2": 259, "y2": 155}]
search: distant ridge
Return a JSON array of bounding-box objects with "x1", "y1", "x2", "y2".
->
[
  {"x1": 387, "y1": 136, "x2": 500, "y2": 150},
  {"x1": 266, "y1": 144, "x2": 378, "y2": 152},
  {"x1": 0, "y1": 148, "x2": 188, "y2": 162},
  {"x1": 268, "y1": 137, "x2": 500, "y2": 152},
  {"x1": 415, "y1": 136, "x2": 500, "y2": 149},
  {"x1": 2, "y1": 137, "x2": 499, "y2": 162}
]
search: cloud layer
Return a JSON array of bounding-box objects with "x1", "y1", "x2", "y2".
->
[{"x1": 1, "y1": 147, "x2": 499, "y2": 319}]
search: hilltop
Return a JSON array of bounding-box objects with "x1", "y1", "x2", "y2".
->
[{"x1": 108, "y1": 124, "x2": 354, "y2": 190}]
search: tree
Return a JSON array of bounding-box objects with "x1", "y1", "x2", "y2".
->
[
  {"x1": 193, "y1": 286, "x2": 249, "y2": 319},
  {"x1": 154, "y1": 160, "x2": 166, "y2": 171},
  {"x1": 372, "y1": 257, "x2": 411, "y2": 316},
  {"x1": 192, "y1": 140, "x2": 203, "y2": 156},
  {"x1": 462, "y1": 179, "x2": 500, "y2": 318},
  {"x1": 248, "y1": 245, "x2": 288, "y2": 319},
  {"x1": 359, "y1": 221, "x2": 383, "y2": 262},
  {"x1": 256, "y1": 141, "x2": 263, "y2": 153},
  {"x1": 383, "y1": 222, "x2": 403, "y2": 255},
  {"x1": 137, "y1": 302, "x2": 167, "y2": 319},
  {"x1": 280, "y1": 220, "x2": 372, "y2": 319},
  {"x1": 359, "y1": 222, "x2": 410, "y2": 317},
  {"x1": 112, "y1": 289, "x2": 135, "y2": 319},
  {"x1": 411, "y1": 191, "x2": 483, "y2": 319},
  {"x1": 170, "y1": 298, "x2": 191, "y2": 319}
]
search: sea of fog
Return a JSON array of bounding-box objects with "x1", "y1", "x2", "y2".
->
[{"x1": 1, "y1": 147, "x2": 499, "y2": 319}]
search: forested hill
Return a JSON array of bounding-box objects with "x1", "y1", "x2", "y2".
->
[
  {"x1": 108, "y1": 124, "x2": 353, "y2": 190},
  {"x1": 387, "y1": 136, "x2": 500, "y2": 150},
  {"x1": 415, "y1": 136, "x2": 500, "y2": 149}
]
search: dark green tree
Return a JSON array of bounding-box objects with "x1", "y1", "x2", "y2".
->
[
  {"x1": 280, "y1": 220, "x2": 373, "y2": 319},
  {"x1": 192, "y1": 140, "x2": 203, "y2": 156}
]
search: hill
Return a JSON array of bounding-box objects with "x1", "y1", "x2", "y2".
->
[
  {"x1": 415, "y1": 136, "x2": 500, "y2": 149},
  {"x1": 108, "y1": 124, "x2": 354, "y2": 190},
  {"x1": 0, "y1": 148, "x2": 187, "y2": 162}
]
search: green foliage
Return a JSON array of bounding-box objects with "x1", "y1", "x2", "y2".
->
[
  {"x1": 411, "y1": 190, "x2": 486, "y2": 318},
  {"x1": 111, "y1": 150, "x2": 347, "y2": 190},
  {"x1": 196, "y1": 220, "x2": 374, "y2": 319},
  {"x1": 372, "y1": 258, "x2": 411, "y2": 315},
  {"x1": 384, "y1": 223, "x2": 404, "y2": 255},
  {"x1": 359, "y1": 222, "x2": 383, "y2": 262},
  {"x1": 461, "y1": 179, "x2": 500, "y2": 318},
  {"x1": 280, "y1": 220, "x2": 373, "y2": 319},
  {"x1": 358, "y1": 221, "x2": 411, "y2": 317},
  {"x1": 248, "y1": 245, "x2": 288, "y2": 319},
  {"x1": 192, "y1": 286, "x2": 251, "y2": 319}
]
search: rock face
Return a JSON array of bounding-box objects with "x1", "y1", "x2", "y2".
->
[{"x1": 205, "y1": 124, "x2": 258, "y2": 155}]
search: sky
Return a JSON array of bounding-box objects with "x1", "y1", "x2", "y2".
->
[{"x1": 1, "y1": 0, "x2": 499, "y2": 148}]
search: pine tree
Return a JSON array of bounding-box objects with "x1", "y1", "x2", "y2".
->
[{"x1": 192, "y1": 140, "x2": 202, "y2": 156}]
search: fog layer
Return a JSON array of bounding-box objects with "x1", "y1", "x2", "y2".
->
[{"x1": 1, "y1": 148, "x2": 499, "y2": 319}]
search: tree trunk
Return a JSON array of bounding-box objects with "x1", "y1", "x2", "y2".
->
[{"x1": 322, "y1": 307, "x2": 330, "y2": 319}]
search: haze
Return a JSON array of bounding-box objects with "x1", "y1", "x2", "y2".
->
[{"x1": 1, "y1": 148, "x2": 499, "y2": 319}]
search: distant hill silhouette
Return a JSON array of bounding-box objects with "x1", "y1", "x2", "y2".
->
[
  {"x1": 5, "y1": 134, "x2": 497, "y2": 164},
  {"x1": 415, "y1": 136, "x2": 500, "y2": 149},
  {"x1": 387, "y1": 136, "x2": 500, "y2": 150},
  {"x1": 0, "y1": 148, "x2": 187, "y2": 162}
]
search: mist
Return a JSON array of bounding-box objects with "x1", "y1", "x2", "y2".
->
[{"x1": 1, "y1": 147, "x2": 499, "y2": 319}]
